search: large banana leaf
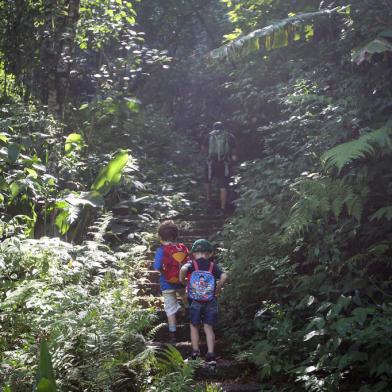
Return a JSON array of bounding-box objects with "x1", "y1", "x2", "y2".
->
[{"x1": 207, "y1": 7, "x2": 343, "y2": 62}]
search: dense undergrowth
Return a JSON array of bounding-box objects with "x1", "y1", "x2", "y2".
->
[
  {"x1": 212, "y1": 1, "x2": 392, "y2": 391},
  {"x1": 1, "y1": 0, "x2": 392, "y2": 391}
]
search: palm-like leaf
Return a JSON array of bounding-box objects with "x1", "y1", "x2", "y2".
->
[{"x1": 207, "y1": 7, "x2": 343, "y2": 62}]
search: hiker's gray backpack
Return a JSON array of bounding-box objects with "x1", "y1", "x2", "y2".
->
[{"x1": 208, "y1": 129, "x2": 230, "y2": 161}]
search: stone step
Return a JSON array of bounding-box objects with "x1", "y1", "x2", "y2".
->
[
  {"x1": 197, "y1": 383, "x2": 262, "y2": 392},
  {"x1": 180, "y1": 228, "x2": 220, "y2": 236},
  {"x1": 154, "y1": 323, "x2": 189, "y2": 342},
  {"x1": 179, "y1": 219, "x2": 226, "y2": 228},
  {"x1": 150, "y1": 339, "x2": 226, "y2": 359},
  {"x1": 137, "y1": 282, "x2": 162, "y2": 296},
  {"x1": 138, "y1": 295, "x2": 164, "y2": 309},
  {"x1": 179, "y1": 214, "x2": 226, "y2": 221},
  {"x1": 136, "y1": 270, "x2": 161, "y2": 284},
  {"x1": 194, "y1": 358, "x2": 255, "y2": 381}
]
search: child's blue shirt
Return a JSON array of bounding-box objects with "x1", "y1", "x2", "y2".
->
[{"x1": 153, "y1": 245, "x2": 184, "y2": 291}]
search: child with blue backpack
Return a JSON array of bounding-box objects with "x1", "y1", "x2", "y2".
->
[{"x1": 179, "y1": 239, "x2": 228, "y2": 365}]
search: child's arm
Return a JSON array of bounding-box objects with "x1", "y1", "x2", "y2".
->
[
  {"x1": 215, "y1": 272, "x2": 228, "y2": 296},
  {"x1": 179, "y1": 264, "x2": 189, "y2": 286},
  {"x1": 153, "y1": 247, "x2": 164, "y2": 272}
]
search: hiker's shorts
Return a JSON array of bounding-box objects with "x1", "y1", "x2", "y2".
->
[
  {"x1": 162, "y1": 289, "x2": 187, "y2": 316},
  {"x1": 189, "y1": 298, "x2": 218, "y2": 326},
  {"x1": 204, "y1": 160, "x2": 231, "y2": 189}
]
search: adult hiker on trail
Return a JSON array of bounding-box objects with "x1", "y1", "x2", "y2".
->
[{"x1": 202, "y1": 121, "x2": 237, "y2": 213}]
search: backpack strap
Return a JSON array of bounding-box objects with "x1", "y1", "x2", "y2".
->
[
  {"x1": 208, "y1": 262, "x2": 214, "y2": 273},
  {"x1": 193, "y1": 260, "x2": 199, "y2": 271}
]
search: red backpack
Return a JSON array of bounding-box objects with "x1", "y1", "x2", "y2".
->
[{"x1": 162, "y1": 243, "x2": 189, "y2": 284}]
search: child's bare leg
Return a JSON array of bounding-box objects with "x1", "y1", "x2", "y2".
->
[
  {"x1": 167, "y1": 313, "x2": 176, "y2": 331},
  {"x1": 203, "y1": 324, "x2": 215, "y2": 353},
  {"x1": 190, "y1": 324, "x2": 200, "y2": 352}
]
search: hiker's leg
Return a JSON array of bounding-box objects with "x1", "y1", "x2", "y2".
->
[
  {"x1": 190, "y1": 323, "x2": 200, "y2": 351},
  {"x1": 203, "y1": 324, "x2": 215, "y2": 353},
  {"x1": 204, "y1": 161, "x2": 214, "y2": 203},
  {"x1": 219, "y1": 187, "x2": 228, "y2": 210},
  {"x1": 167, "y1": 313, "x2": 176, "y2": 331},
  {"x1": 216, "y1": 163, "x2": 230, "y2": 210},
  {"x1": 205, "y1": 182, "x2": 212, "y2": 202},
  {"x1": 203, "y1": 299, "x2": 218, "y2": 353},
  {"x1": 189, "y1": 300, "x2": 202, "y2": 351},
  {"x1": 163, "y1": 290, "x2": 181, "y2": 331}
]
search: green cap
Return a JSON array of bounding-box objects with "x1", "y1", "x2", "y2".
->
[{"x1": 191, "y1": 239, "x2": 213, "y2": 253}]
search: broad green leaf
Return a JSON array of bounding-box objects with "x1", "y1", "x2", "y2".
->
[
  {"x1": 352, "y1": 38, "x2": 392, "y2": 65},
  {"x1": 65, "y1": 133, "x2": 84, "y2": 154},
  {"x1": 125, "y1": 97, "x2": 141, "y2": 113},
  {"x1": 91, "y1": 150, "x2": 129, "y2": 195},
  {"x1": 7, "y1": 143, "x2": 21, "y2": 163},
  {"x1": 64, "y1": 192, "x2": 104, "y2": 208},
  {"x1": 26, "y1": 168, "x2": 38, "y2": 179},
  {"x1": 303, "y1": 329, "x2": 325, "y2": 341},
  {"x1": 55, "y1": 210, "x2": 70, "y2": 235},
  {"x1": 10, "y1": 181, "x2": 22, "y2": 198}
]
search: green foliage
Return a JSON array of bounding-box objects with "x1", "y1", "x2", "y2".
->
[
  {"x1": 64, "y1": 133, "x2": 84, "y2": 155},
  {"x1": 283, "y1": 177, "x2": 365, "y2": 239},
  {"x1": 214, "y1": 1, "x2": 392, "y2": 391},
  {"x1": 352, "y1": 38, "x2": 392, "y2": 64},
  {"x1": 0, "y1": 229, "x2": 157, "y2": 391},
  {"x1": 35, "y1": 340, "x2": 57, "y2": 392},
  {"x1": 150, "y1": 345, "x2": 196, "y2": 392},
  {"x1": 91, "y1": 150, "x2": 129, "y2": 195},
  {"x1": 321, "y1": 119, "x2": 392, "y2": 172}
]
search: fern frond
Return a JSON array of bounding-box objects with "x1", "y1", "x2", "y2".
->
[
  {"x1": 321, "y1": 120, "x2": 392, "y2": 172},
  {"x1": 87, "y1": 212, "x2": 113, "y2": 243},
  {"x1": 146, "y1": 322, "x2": 166, "y2": 340},
  {"x1": 207, "y1": 7, "x2": 343, "y2": 62},
  {"x1": 283, "y1": 177, "x2": 363, "y2": 241},
  {"x1": 157, "y1": 345, "x2": 186, "y2": 372},
  {"x1": 370, "y1": 206, "x2": 392, "y2": 221}
]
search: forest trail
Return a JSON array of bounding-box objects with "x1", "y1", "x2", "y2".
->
[{"x1": 136, "y1": 212, "x2": 262, "y2": 391}]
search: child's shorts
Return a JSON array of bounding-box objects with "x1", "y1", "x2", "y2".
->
[
  {"x1": 189, "y1": 298, "x2": 218, "y2": 326},
  {"x1": 162, "y1": 289, "x2": 186, "y2": 317}
]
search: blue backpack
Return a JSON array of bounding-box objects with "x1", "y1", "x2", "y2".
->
[{"x1": 188, "y1": 260, "x2": 215, "y2": 302}]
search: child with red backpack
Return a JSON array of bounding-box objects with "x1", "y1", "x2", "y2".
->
[
  {"x1": 153, "y1": 220, "x2": 189, "y2": 342},
  {"x1": 179, "y1": 239, "x2": 228, "y2": 365}
]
